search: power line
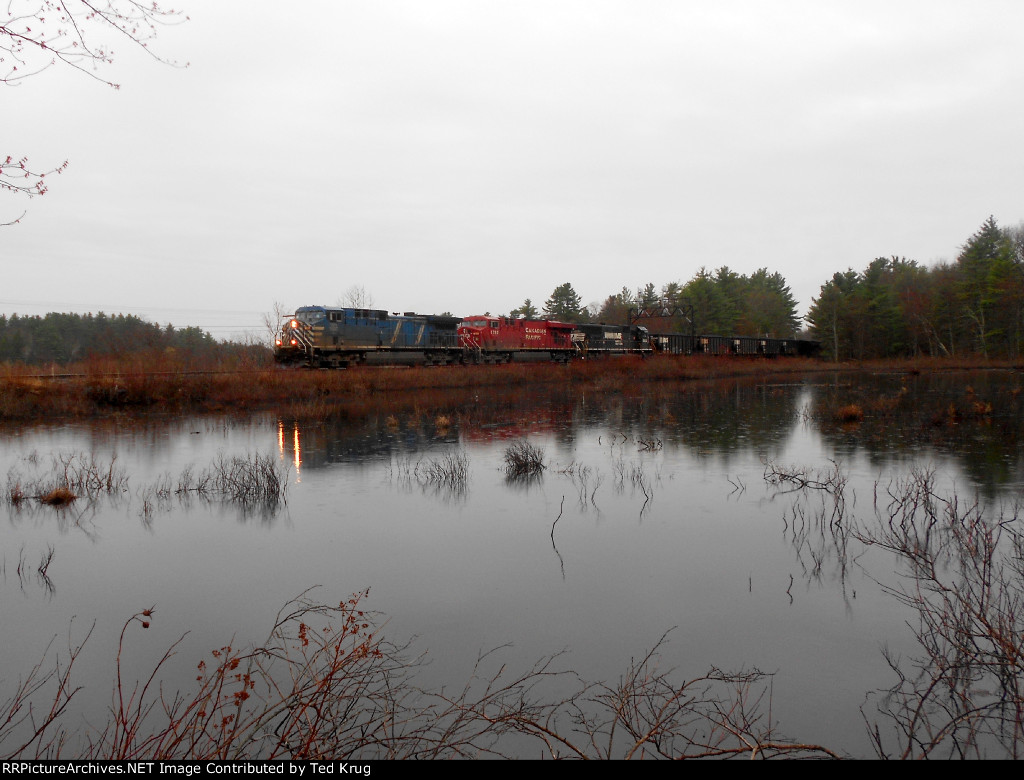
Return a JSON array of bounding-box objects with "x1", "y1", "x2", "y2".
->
[{"x1": 0, "y1": 299, "x2": 268, "y2": 316}]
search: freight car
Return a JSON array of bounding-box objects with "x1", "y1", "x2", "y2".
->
[
  {"x1": 704, "y1": 335, "x2": 817, "y2": 357},
  {"x1": 458, "y1": 316, "x2": 575, "y2": 363},
  {"x1": 650, "y1": 333, "x2": 820, "y2": 357},
  {"x1": 274, "y1": 306, "x2": 462, "y2": 368}
]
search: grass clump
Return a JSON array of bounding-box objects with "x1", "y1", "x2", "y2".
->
[
  {"x1": 415, "y1": 451, "x2": 469, "y2": 493},
  {"x1": 834, "y1": 404, "x2": 864, "y2": 422},
  {"x1": 38, "y1": 487, "x2": 77, "y2": 506},
  {"x1": 206, "y1": 453, "x2": 289, "y2": 507},
  {"x1": 504, "y1": 440, "x2": 545, "y2": 479}
]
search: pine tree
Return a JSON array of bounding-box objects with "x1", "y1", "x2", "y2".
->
[{"x1": 543, "y1": 283, "x2": 584, "y2": 322}]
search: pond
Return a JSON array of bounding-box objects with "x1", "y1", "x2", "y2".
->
[{"x1": 2, "y1": 368, "x2": 1023, "y2": 758}]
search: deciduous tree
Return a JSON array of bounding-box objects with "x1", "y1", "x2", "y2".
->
[{"x1": 340, "y1": 285, "x2": 375, "y2": 309}]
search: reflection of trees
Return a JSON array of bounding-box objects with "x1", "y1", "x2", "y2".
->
[
  {"x1": 572, "y1": 380, "x2": 803, "y2": 460},
  {"x1": 279, "y1": 378, "x2": 807, "y2": 470},
  {"x1": 282, "y1": 370, "x2": 1024, "y2": 497},
  {"x1": 809, "y1": 371, "x2": 1024, "y2": 495}
]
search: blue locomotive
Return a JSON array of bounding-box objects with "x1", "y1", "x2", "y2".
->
[{"x1": 274, "y1": 306, "x2": 462, "y2": 368}]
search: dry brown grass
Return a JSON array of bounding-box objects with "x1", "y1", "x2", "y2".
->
[
  {"x1": 38, "y1": 487, "x2": 76, "y2": 506},
  {"x1": 6, "y1": 354, "x2": 1009, "y2": 425},
  {"x1": 0, "y1": 354, "x2": 826, "y2": 423},
  {"x1": 834, "y1": 404, "x2": 865, "y2": 423}
]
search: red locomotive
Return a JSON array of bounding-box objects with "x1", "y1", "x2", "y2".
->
[{"x1": 458, "y1": 316, "x2": 575, "y2": 363}]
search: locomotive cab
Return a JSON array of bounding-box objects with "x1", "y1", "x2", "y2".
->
[{"x1": 273, "y1": 315, "x2": 313, "y2": 364}]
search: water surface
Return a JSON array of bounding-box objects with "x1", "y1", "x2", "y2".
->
[{"x1": 2, "y1": 369, "x2": 1022, "y2": 757}]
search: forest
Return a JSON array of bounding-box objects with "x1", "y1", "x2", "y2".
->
[
  {"x1": 519, "y1": 267, "x2": 802, "y2": 339},
  {"x1": 806, "y1": 217, "x2": 1024, "y2": 360},
  {"x1": 518, "y1": 216, "x2": 1024, "y2": 361},
  {"x1": 0, "y1": 312, "x2": 252, "y2": 366}
]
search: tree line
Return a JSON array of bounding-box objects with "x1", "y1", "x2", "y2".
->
[
  {"x1": 0, "y1": 312, "x2": 229, "y2": 365},
  {"x1": 807, "y1": 217, "x2": 1024, "y2": 360},
  {"x1": 511, "y1": 216, "x2": 1023, "y2": 358},
  {"x1": 511, "y1": 267, "x2": 803, "y2": 339}
]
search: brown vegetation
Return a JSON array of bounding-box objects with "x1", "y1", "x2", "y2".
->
[
  {"x1": 834, "y1": 404, "x2": 864, "y2": 423},
  {"x1": 0, "y1": 352, "x2": 890, "y2": 424},
  {"x1": 0, "y1": 590, "x2": 839, "y2": 760},
  {"x1": 38, "y1": 487, "x2": 76, "y2": 506}
]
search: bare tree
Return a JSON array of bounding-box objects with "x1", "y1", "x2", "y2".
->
[
  {"x1": 262, "y1": 301, "x2": 291, "y2": 344},
  {"x1": 339, "y1": 285, "x2": 375, "y2": 309}
]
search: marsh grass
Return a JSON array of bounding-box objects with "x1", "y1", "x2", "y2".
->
[
  {"x1": 3, "y1": 452, "x2": 287, "y2": 515},
  {"x1": 504, "y1": 440, "x2": 545, "y2": 480},
  {"x1": 10, "y1": 353, "x2": 1009, "y2": 427},
  {"x1": 0, "y1": 354, "x2": 831, "y2": 422},
  {"x1": 204, "y1": 453, "x2": 289, "y2": 507},
  {"x1": 413, "y1": 451, "x2": 469, "y2": 498},
  {"x1": 558, "y1": 461, "x2": 604, "y2": 511}
]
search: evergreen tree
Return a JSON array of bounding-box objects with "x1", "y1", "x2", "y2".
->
[
  {"x1": 543, "y1": 283, "x2": 585, "y2": 322},
  {"x1": 510, "y1": 299, "x2": 539, "y2": 318},
  {"x1": 742, "y1": 268, "x2": 801, "y2": 338},
  {"x1": 682, "y1": 268, "x2": 731, "y2": 334},
  {"x1": 807, "y1": 270, "x2": 860, "y2": 360},
  {"x1": 637, "y1": 282, "x2": 659, "y2": 309},
  {"x1": 956, "y1": 216, "x2": 1018, "y2": 357}
]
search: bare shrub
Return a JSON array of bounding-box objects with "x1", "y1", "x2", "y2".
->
[
  {"x1": 765, "y1": 462, "x2": 1024, "y2": 759},
  {"x1": 1, "y1": 593, "x2": 839, "y2": 760},
  {"x1": 51, "y1": 453, "x2": 128, "y2": 498},
  {"x1": 205, "y1": 453, "x2": 289, "y2": 507},
  {"x1": 855, "y1": 470, "x2": 1024, "y2": 759}
]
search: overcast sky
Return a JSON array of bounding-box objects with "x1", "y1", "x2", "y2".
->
[{"x1": 3, "y1": 0, "x2": 1023, "y2": 340}]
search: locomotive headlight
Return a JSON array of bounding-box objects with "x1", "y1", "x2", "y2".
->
[
  {"x1": 275, "y1": 339, "x2": 282, "y2": 346},
  {"x1": 290, "y1": 339, "x2": 298, "y2": 346},
  {"x1": 291, "y1": 319, "x2": 299, "y2": 328}
]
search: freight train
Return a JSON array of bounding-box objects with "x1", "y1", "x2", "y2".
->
[{"x1": 273, "y1": 305, "x2": 819, "y2": 368}]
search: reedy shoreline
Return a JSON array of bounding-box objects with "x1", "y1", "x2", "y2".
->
[{"x1": 1, "y1": 353, "x2": 1014, "y2": 423}]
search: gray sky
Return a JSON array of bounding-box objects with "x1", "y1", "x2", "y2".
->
[{"x1": 4, "y1": 0, "x2": 1023, "y2": 340}]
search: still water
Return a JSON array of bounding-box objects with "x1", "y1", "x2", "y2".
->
[{"x1": 2, "y1": 369, "x2": 1022, "y2": 758}]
